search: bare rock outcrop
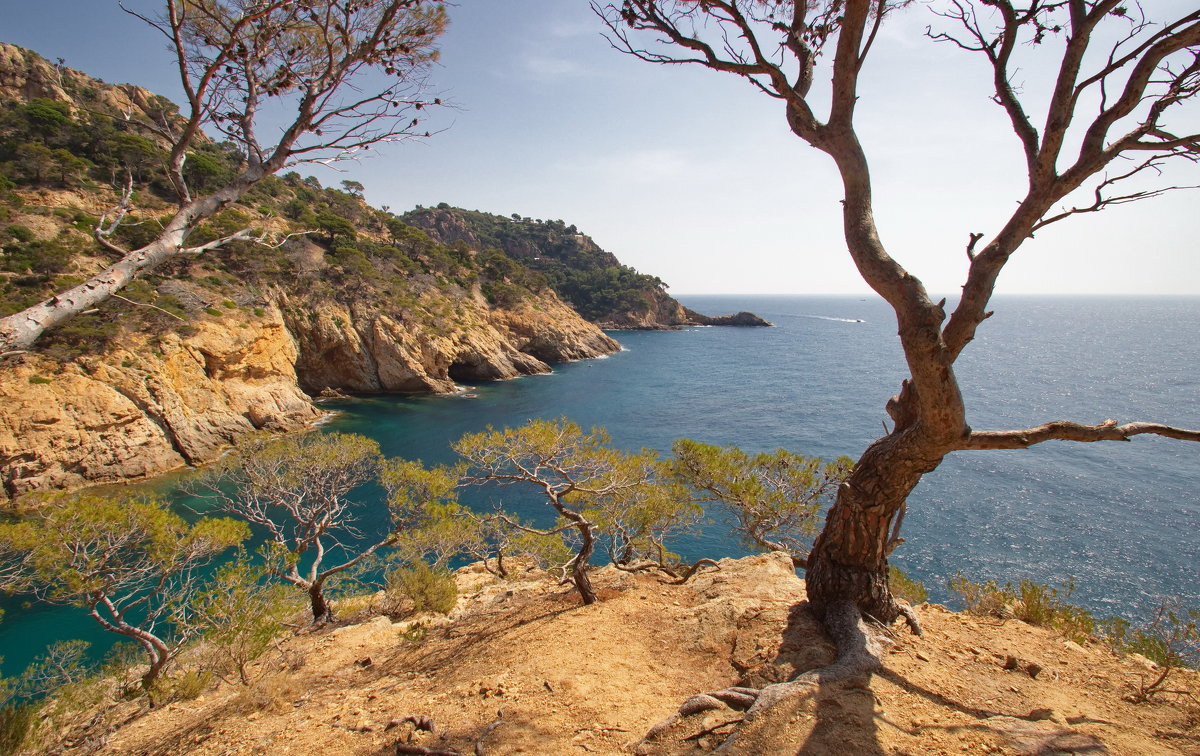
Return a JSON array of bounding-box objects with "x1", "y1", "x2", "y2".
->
[
  {"x1": 284, "y1": 288, "x2": 619, "y2": 395},
  {"x1": 0, "y1": 287, "x2": 619, "y2": 502},
  {"x1": 0, "y1": 308, "x2": 320, "y2": 502}
]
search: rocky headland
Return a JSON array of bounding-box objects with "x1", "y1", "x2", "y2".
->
[
  {"x1": 0, "y1": 280, "x2": 618, "y2": 502},
  {"x1": 0, "y1": 45, "x2": 627, "y2": 502},
  {"x1": 404, "y1": 206, "x2": 772, "y2": 330}
]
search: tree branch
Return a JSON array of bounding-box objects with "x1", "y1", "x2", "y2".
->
[{"x1": 962, "y1": 419, "x2": 1200, "y2": 450}]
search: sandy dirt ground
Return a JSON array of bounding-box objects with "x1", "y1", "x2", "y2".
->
[{"x1": 67, "y1": 553, "x2": 1198, "y2": 756}]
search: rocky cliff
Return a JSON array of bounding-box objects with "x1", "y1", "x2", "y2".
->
[
  {"x1": 283, "y1": 286, "x2": 616, "y2": 395},
  {"x1": 0, "y1": 281, "x2": 618, "y2": 502},
  {"x1": 0, "y1": 306, "x2": 320, "y2": 500}
]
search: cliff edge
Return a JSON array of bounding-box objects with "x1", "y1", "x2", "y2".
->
[{"x1": 64, "y1": 552, "x2": 1199, "y2": 755}]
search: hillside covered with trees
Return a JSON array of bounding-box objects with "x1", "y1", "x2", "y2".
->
[{"x1": 403, "y1": 205, "x2": 770, "y2": 328}]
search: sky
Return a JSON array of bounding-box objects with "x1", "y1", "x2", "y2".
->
[{"x1": 2, "y1": 1, "x2": 1198, "y2": 295}]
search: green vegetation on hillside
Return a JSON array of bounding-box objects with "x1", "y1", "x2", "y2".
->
[
  {"x1": 403, "y1": 205, "x2": 669, "y2": 321},
  {"x1": 0, "y1": 87, "x2": 555, "y2": 360}
]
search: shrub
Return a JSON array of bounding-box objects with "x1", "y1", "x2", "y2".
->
[
  {"x1": 1013, "y1": 578, "x2": 1095, "y2": 643},
  {"x1": 4, "y1": 224, "x2": 34, "y2": 243},
  {"x1": 0, "y1": 702, "x2": 39, "y2": 754},
  {"x1": 185, "y1": 552, "x2": 298, "y2": 685},
  {"x1": 1099, "y1": 598, "x2": 1200, "y2": 702},
  {"x1": 947, "y1": 573, "x2": 1010, "y2": 617},
  {"x1": 163, "y1": 669, "x2": 213, "y2": 702},
  {"x1": 947, "y1": 573, "x2": 1096, "y2": 643},
  {"x1": 889, "y1": 565, "x2": 928, "y2": 605},
  {"x1": 387, "y1": 561, "x2": 457, "y2": 616}
]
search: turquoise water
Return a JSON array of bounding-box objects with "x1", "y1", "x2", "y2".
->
[{"x1": 2, "y1": 294, "x2": 1198, "y2": 675}]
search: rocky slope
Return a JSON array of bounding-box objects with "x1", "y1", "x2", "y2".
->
[
  {"x1": 0, "y1": 306, "x2": 320, "y2": 499},
  {"x1": 55, "y1": 553, "x2": 1200, "y2": 755}
]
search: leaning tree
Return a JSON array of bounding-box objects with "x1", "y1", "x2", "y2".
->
[
  {"x1": 0, "y1": 0, "x2": 447, "y2": 354},
  {"x1": 598, "y1": 0, "x2": 1200, "y2": 732}
]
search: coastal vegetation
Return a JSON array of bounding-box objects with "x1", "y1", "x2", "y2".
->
[
  {"x1": 0, "y1": 493, "x2": 247, "y2": 699},
  {"x1": 0, "y1": 418, "x2": 1197, "y2": 751}
]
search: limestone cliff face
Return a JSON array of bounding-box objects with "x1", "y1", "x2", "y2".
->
[
  {"x1": 0, "y1": 290, "x2": 619, "y2": 502},
  {"x1": 0, "y1": 308, "x2": 320, "y2": 502},
  {"x1": 284, "y1": 288, "x2": 618, "y2": 395}
]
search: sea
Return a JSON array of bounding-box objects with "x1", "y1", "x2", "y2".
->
[{"x1": 2, "y1": 294, "x2": 1198, "y2": 677}]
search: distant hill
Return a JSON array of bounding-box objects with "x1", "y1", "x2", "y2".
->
[{"x1": 403, "y1": 205, "x2": 770, "y2": 329}]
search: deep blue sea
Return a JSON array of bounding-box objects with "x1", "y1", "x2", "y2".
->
[{"x1": 2, "y1": 294, "x2": 1198, "y2": 676}]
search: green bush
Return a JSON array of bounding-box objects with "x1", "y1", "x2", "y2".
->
[
  {"x1": 39, "y1": 312, "x2": 120, "y2": 360},
  {"x1": 1098, "y1": 598, "x2": 1199, "y2": 701},
  {"x1": 4, "y1": 224, "x2": 34, "y2": 243},
  {"x1": 889, "y1": 565, "x2": 928, "y2": 605},
  {"x1": 947, "y1": 573, "x2": 1010, "y2": 617},
  {"x1": 387, "y1": 561, "x2": 457, "y2": 616},
  {"x1": 1012, "y1": 578, "x2": 1095, "y2": 642},
  {"x1": 947, "y1": 573, "x2": 1096, "y2": 643},
  {"x1": 164, "y1": 669, "x2": 213, "y2": 702}
]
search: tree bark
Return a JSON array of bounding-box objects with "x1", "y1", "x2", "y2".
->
[
  {"x1": 805, "y1": 431, "x2": 945, "y2": 622},
  {"x1": 572, "y1": 521, "x2": 598, "y2": 605},
  {"x1": 309, "y1": 580, "x2": 333, "y2": 624}
]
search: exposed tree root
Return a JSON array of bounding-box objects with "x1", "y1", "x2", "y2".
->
[
  {"x1": 611, "y1": 558, "x2": 720, "y2": 585},
  {"x1": 666, "y1": 558, "x2": 720, "y2": 585},
  {"x1": 637, "y1": 599, "x2": 902, "y2": 753}
]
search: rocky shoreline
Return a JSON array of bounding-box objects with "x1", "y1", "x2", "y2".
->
[{"x1": 0, "y1": 289, "x2": 618, "y2": 504}]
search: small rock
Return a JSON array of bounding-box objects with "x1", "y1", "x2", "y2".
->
[
  {"x1": 1026, "y1": 663, "x2": 1043, "y2": 679},
  {"x1": 1003, "y1": 655, "x2": 1020, "y2": 670},
  {"x1": 915, "y1": 651, "x2": 931, "y2": 662},
  {"x1": 1027, "y1": 708, "x2": 1054, "y2": 721}
]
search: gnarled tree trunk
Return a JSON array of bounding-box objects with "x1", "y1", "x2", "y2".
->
[{"x1": 805, "y1": 430, "x2": 945, "y2": 622}]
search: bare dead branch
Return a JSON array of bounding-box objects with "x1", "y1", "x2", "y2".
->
[
  {"x1": 111, "y1": 294, "x2": 186, "y2": 322},
  {"x1": 965, "y1": 232, "x2": 984, "y2": 261}
]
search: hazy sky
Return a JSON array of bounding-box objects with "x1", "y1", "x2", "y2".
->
[{"x1": 3, "y1": 1, "x2": 1198, "y2": 295}]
